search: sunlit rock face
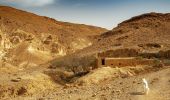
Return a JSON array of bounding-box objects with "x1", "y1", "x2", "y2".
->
[
  {"x1": 0, "y1": 28, "x2": 93, "y2": 67},
  {"x1": 0, "y1": 6, "x2": 107, "y2": 68},
  {"x1": 71, "y1": 38, "x2": 92, "y2": 52}
]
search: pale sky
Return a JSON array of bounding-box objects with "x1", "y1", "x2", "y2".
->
[{"x1": 0, "y1": 0, "x2": 170, "y2": 29}]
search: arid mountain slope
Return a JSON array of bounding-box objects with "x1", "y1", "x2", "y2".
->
[
  {"x1": 78, "y1": 12, "x2": 170, "y2": 55},
  {"x1": 0, "y1": 5, "x2": 107, "y2": 53},
  {"x1": 0, "y1": 6, "x2": 107, "y2": 67},
  {"x1": 50, "y1": 12, "x2": 170, "y2": 72},
  {"x1": 0, "y1": 6, "x2": 170, "y2": 100}
]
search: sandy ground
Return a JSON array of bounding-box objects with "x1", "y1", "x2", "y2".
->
[
  {"x1": 0, "y1": 64, "x2": 170, "y2": 100},
  {"x1": 42, "y1": 67, "x2": 170, "y2": 100}
]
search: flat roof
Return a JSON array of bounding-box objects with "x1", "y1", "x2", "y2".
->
[{"x1": 103, "y1": 57, "x2": 136, "y2": 59}]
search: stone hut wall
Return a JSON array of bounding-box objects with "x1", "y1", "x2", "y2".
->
[{"x1": 97, "y1": 57, "x2": 157, "y2": 67}]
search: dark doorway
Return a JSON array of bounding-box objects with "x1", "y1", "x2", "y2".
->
[{"x1": 102, "y1": 59, "x2": 105, "y2": 65}]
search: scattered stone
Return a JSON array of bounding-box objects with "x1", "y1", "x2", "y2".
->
[
  {"x1": 120, "y1": 82, "x2": 123, "y2": 85},
  {"x1": 121, "y1": 88, "x2": 125, "y2": 92},
  {"x1": 63, "y1": 84, "x2": 71, "y2": 89},
  {"x1": 68, "y1": 90, "x2": 73, "y2": 94},
  {"x1": 116, "y1": 90, "x2": 121, "y2": 93},
  {"x1": 68, "y1": 95, "x2": 71, "y2": 99},
  {"x1": 73, "y1": 89, "x2": 78, "y2": 93},
  {"x1": 92, "y1": 93, "x2": 97, "y2": 97},
  {"x1": 100, "y1": 94, "x2": 105, "y2": 96},
  {"x1": 17, "y1": 87, "x2": 27, "y2": 95},
  {"x1": 126, "y1": 86, "x2": 129, "y2": 88},
  {"x1": 38, "y1": 98, "x2": 45, "y2": 100},
  {"x1": 11, "y1": 77, "x2": 21, "y2": 82},
  {"x1": 112, "y1": 90, "x2": 115, "y2": 93},
  {"x1": 100, "y1": 86, "x2": 111, "y2": 91}
]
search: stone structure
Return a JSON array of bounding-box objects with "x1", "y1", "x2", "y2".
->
[
  {"x1": 97, "y1": 57, "x2": 157, "y2": 67},
  {"x1": 97, "y1": 49, "x2": 161, "y2": 67}
]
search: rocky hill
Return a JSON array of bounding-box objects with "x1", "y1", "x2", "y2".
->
[
  {"x1": 50, "y1": 12, "x2": 170, "y2": 72},
  {"x1": 0, "y1": 6, "x2": 107, "y2": 67},
  {"x1": 0, "y1": 6, "x2": 170, "y2": 100},
  {"x1": 79, "y1": 12, "x2": 170, "y2": 55}
]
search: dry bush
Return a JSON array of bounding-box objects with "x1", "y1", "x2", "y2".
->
[
  {"x1": 152, "y1": 59, "x2": 164, "y2": 68},
  {"x1": 51, "y1": 54, "x2": 97, "y2": 74}
]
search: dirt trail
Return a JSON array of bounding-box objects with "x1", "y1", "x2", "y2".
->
[{"x1": 129, "y1": 67, "x2": 170, "y2": 100}]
